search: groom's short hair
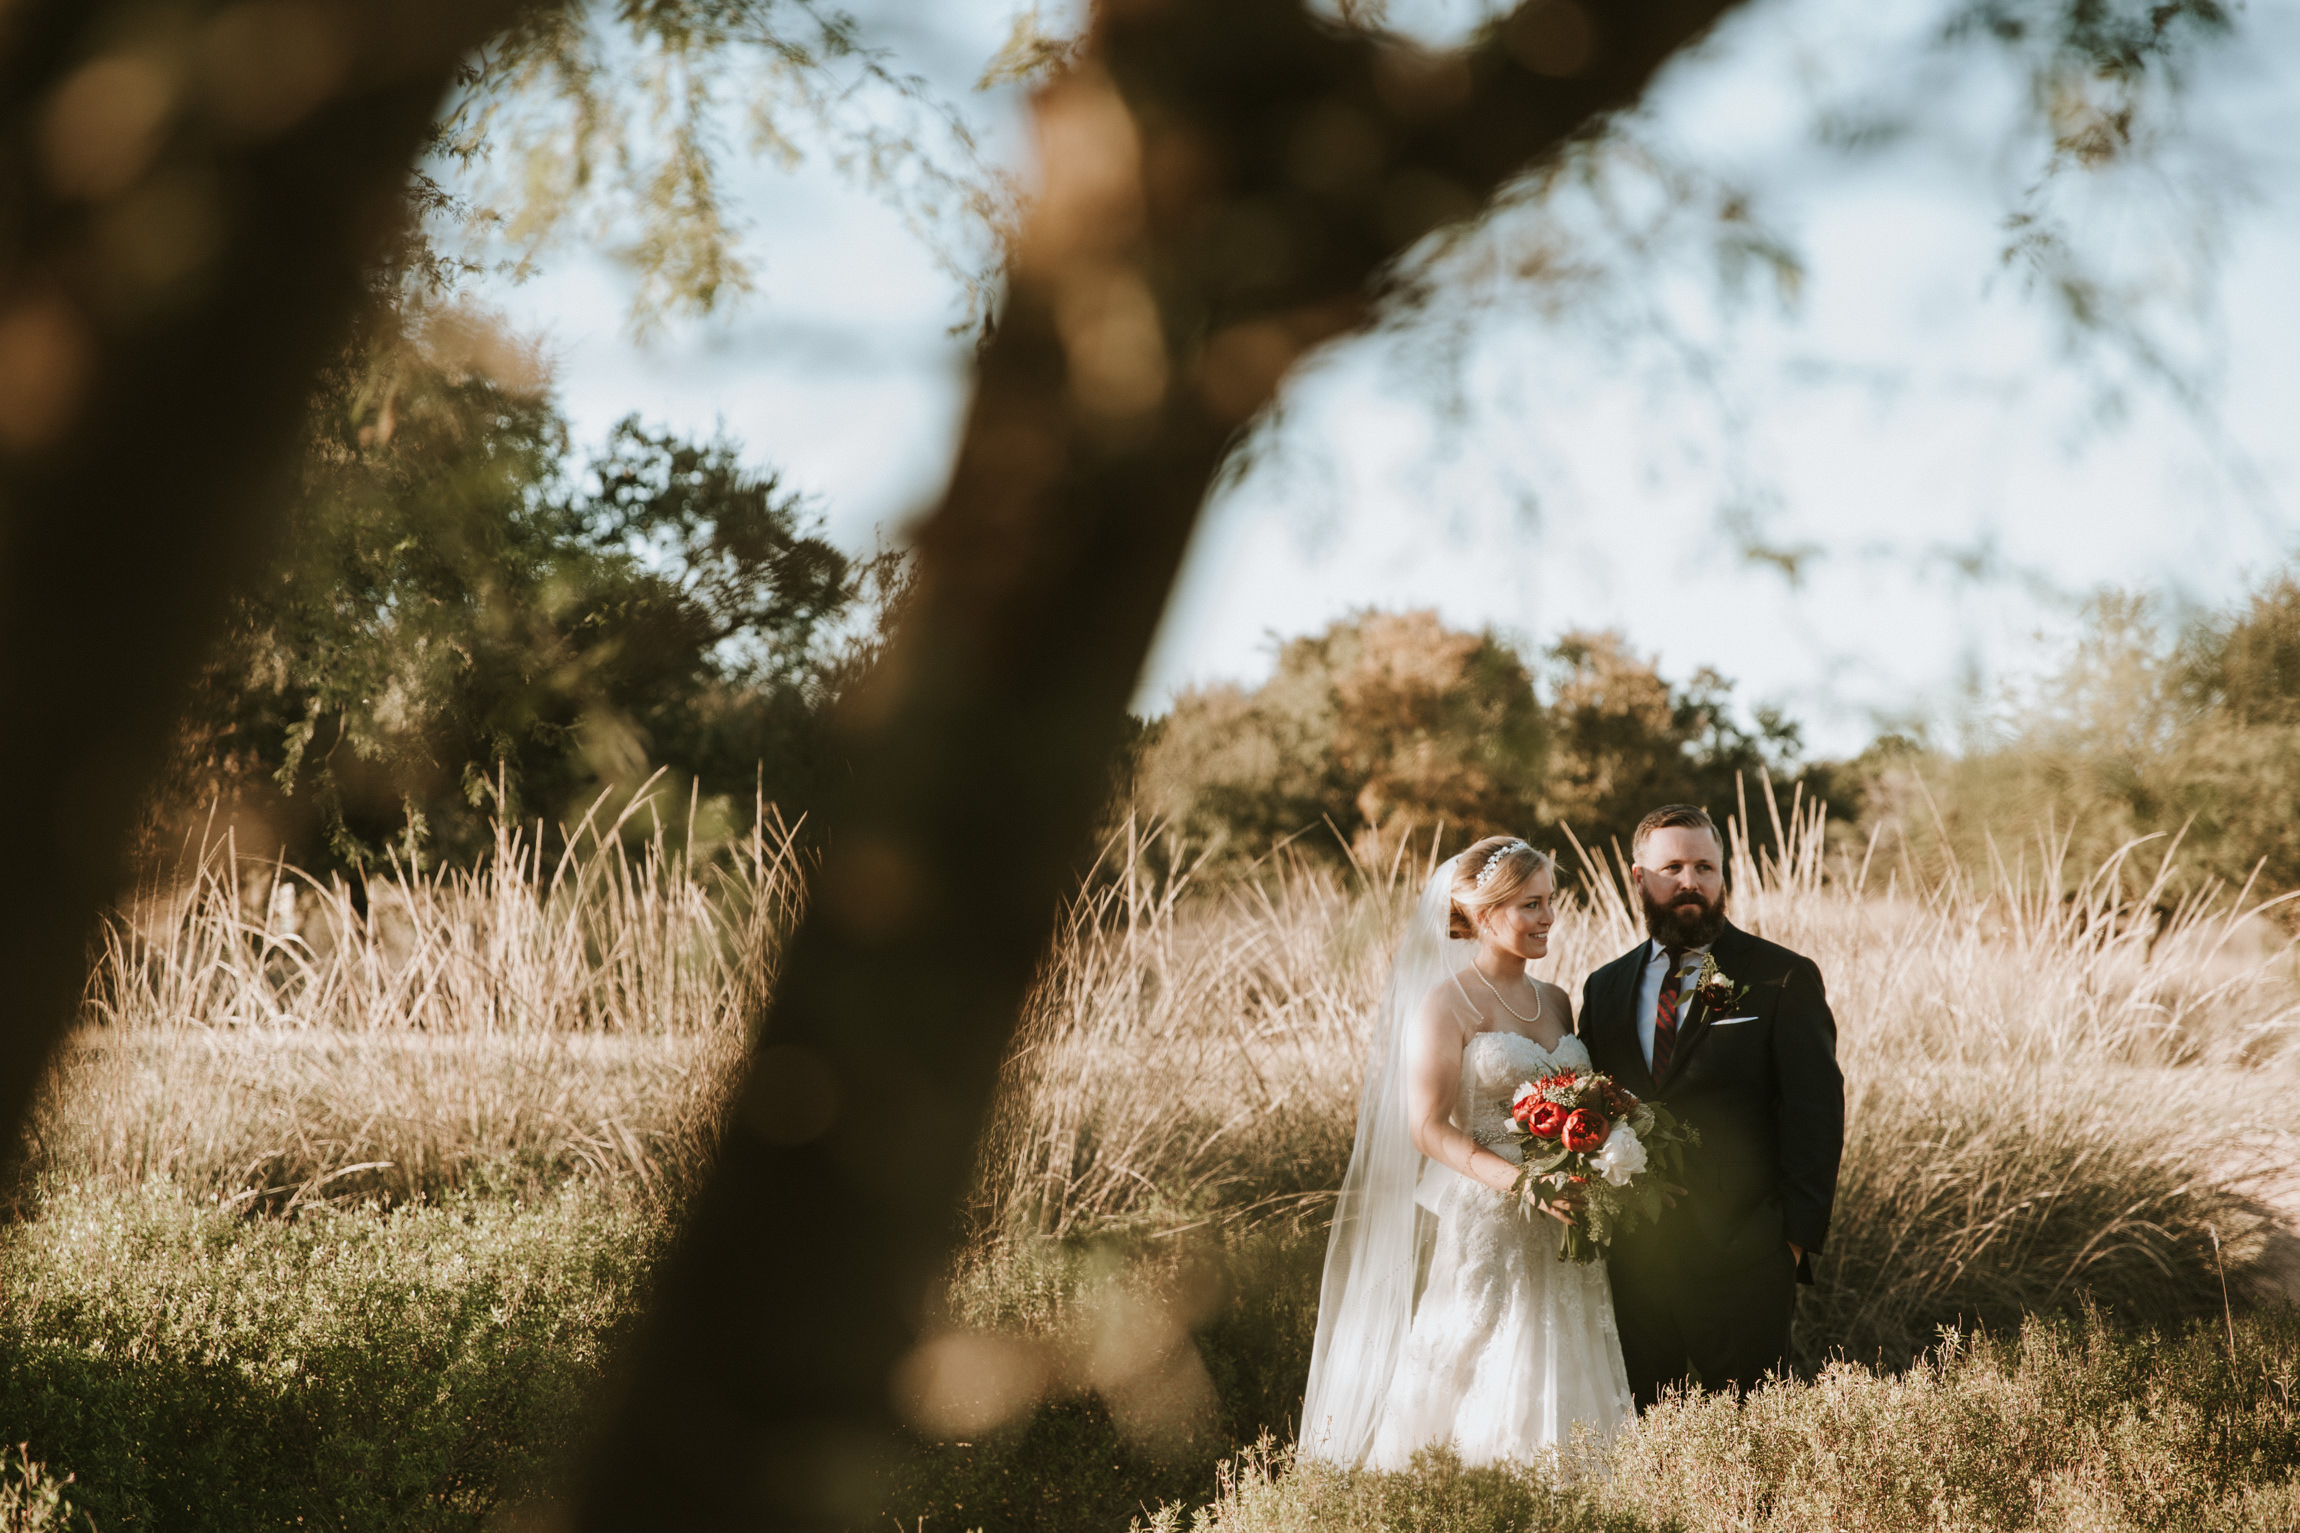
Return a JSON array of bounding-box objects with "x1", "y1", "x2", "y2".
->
[{"x1": 1632, "y1": 804, "x2": 1720, "y2": 860}]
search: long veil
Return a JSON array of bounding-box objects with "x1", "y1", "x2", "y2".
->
[{"x1": 1298, "y1": 858, "x2": 1472, "y2": 1466}]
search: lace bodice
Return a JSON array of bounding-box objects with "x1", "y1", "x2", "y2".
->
[{"x1": 1460, "y1": 1031, "x2": 1590, "y2": 1157}]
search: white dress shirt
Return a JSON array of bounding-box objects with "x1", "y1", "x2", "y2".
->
[{"x1": 1634, "y1": 938, "x2": 1712, "y2": 1072}]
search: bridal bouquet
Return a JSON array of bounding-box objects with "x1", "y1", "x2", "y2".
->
[{"x1": 1506, "y1": 1070, "x2": 1698, "y2": 1263}]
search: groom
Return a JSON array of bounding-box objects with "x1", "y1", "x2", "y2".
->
[{"x1": 1576, "y1": 804, "x2": 1844, "y2": 1407}]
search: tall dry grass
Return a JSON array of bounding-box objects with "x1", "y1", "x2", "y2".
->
[
  {"x1": 963, "y1": 786, "x2": 2300, "y2": 1366},
  {"x1": 969, "y1": 838, "x2": 1399, "y2": 1245},
  {"x1": 23, "y1": 796, "x2": 803, "y2": 1213},
  {"x1": 29, "y1": 777, "x2": 2299, "y2": 1356}
]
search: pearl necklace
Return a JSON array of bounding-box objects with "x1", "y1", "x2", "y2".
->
[{"x1": 1473, "y1": 968, "x2": 1544, "y2": 1026}]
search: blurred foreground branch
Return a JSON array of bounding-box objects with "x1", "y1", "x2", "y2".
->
[{"x1": 573, "y1": 0, "x2": 1749, "y2": 1526}]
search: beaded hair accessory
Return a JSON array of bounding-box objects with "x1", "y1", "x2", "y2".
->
[{"x1": 1474, "y1": 840, "x2": 1531, "y2": 888}]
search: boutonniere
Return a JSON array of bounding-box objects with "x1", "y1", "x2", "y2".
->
[{"x1": 1690, "y1": 955, "x2": 1747, "y2": 1016}]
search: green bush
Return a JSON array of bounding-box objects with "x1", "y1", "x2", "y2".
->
[
  {"x1": 1610, "y1": 1305, "x2": 2300, "y2": 1532},
  {"x1": 0, "y1": 1183, "x2": 650, "y2": 1533},
  {"x1": 1147, "y1": 1305, "x2": 2300, "y2": 1533},
  {"x1": 0, "y1": 1445, "x2": 93, "y2": 1533},
  {"x1": 893, "y1": 1203, "x2": 2293, "y2": 1533},
  {"x1": 166, "y1": 322, "x2": 903, "y2": 874}
]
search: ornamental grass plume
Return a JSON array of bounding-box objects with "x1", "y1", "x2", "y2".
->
[{"x1": 25, "y1": 791, "x2": 803, "y2": 1215}]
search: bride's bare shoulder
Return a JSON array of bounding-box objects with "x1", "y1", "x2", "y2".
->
[{"x1": 1414, "y1": 969, "x2": 1479, "y2": 1035}]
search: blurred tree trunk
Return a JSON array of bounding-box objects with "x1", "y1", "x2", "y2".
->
[
  {"x1": 573, "y1": 0, "x2": 1746, "y2": 1526},
  {"x1": 0, "y1": 5, "x2": 519, "y2": 1182}
]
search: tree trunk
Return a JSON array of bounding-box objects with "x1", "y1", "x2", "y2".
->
[
  {"x1": 573, "y1": 1, "x2": 1747, "y2": 1526},
  {"x1": 0, "y1": 2, "x2": 521, "y2": 1188}
]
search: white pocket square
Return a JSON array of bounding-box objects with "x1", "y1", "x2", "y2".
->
[{"x1": 1707, "y1": 1015, "x2": 1759, "y2": 1027}]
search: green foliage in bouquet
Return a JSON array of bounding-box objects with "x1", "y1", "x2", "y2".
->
[{"x1": 1505, "y1": 1071, "x2": 1699, "y2": 1263}]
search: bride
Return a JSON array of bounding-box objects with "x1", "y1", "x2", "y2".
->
[{"x1": 1299, "y1": 836, "x2": 1634, "y2": 1469}]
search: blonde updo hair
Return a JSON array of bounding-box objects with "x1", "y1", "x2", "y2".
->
[{"x1": 1448, "y1": 836, "x2": 1557, "y2": 940}]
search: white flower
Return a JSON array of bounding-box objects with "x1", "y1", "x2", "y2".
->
[
  {"x1": 1511, "y1": 1081, "x2": 1539, "y2": 1111},
  {"x1": 1594, "y1": 1121, "x2": 1647, "y2": 1187}
]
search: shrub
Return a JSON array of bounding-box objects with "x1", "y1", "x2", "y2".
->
[
  {"x1": 895, "y1": 1224, "x2": 1330, "y2": 1533},
  {"x1": 1133, "y1": 1436, "x2": 1650, "y2": 1533},
  {"x1": 1611, "y1": 1304, "x2": 2300, "y2": 1533},
  {"x1": 0, "y1": 1183, "x2": 648, "y2": 1533},
  {"x1": 1150, "y1": 1306, "x2": 2300, "y2": 1533}
]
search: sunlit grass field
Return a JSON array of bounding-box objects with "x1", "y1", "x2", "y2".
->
[{"x1": 6, "y1": 788, "x2": 2298, "y2": 1530}]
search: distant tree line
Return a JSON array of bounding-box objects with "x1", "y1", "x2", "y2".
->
[
  {"x1": 1123, "y1": 567, "x2": 2300, "y2": 910},
  {"x1": 1124, "y1": 608, "x2": 1817, "y2": 873},
  {"x1": 1861, "y1": 577, "x2": 2300, "y2": 904},
  {"x1": 169, "y1": 304, "x2": 2300, "y2": 905},
  {"x1": 167, "y1": 383, "x2": 1832, "y2": 884}
]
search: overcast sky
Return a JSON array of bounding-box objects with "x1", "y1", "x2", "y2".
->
[{"x1": 468, "y1": 0, "x2": 2300, "y2": 758}]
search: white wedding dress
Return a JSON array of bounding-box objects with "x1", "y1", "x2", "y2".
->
[
  {"x1": 1364, "y1": 1030, "x2": 1634, "y2": 1469},
  {"x1": 1299, "y1": 861, "x2": 1633, "y2": 1471}
]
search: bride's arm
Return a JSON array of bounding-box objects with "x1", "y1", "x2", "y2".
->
[{"x1": 1401, "y1": 990, "x2": 1570, "y2": 1220}]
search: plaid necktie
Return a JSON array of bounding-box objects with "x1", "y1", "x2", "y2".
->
[{"x1": 1651, "y1": 946, "x2": 1689, "y2": 1080}]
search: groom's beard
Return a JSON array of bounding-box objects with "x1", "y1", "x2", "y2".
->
[{"x1": 1642, "y1": 883, "x2": 1727, "y2": 948}]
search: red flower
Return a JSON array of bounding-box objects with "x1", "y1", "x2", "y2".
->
[
  {"x1": 1526, "y1": 1102, "x2": 1567, "y2": 1141},
  {"x1": 1599, "y1": 1082, "x2": 1638, "y2": 1119},
  {"x1": 1562, "y1": 1108, "x2": 1610, "y2": 1153}
]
